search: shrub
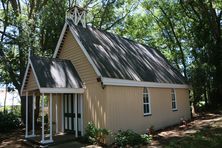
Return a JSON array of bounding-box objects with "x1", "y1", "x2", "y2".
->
[
  {"x1": 141, "y1": 134, "x2": 152, "y2": 144},
  {"x1": 114, "y1": 130, "x2": 152, "y2": 147},
  {"x1": 0, "y1": 111, "x2": 20, "y2": 132},
  {"x1": 85, "y1": 122, "x2": 109, "y2": 145}
]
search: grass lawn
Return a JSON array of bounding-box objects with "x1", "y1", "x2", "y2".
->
[
  {"x1": 166, "y1": 126, "x2": 222, "y2": 148},
  {"x1": 151, "y1": 112, "x2": 222, "y2": 148}
]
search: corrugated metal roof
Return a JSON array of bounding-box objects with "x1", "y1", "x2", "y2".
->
[
  {"x1": 30, "y1": 56, "x2": 82, "y2": 88},
  {"x1": 67, "y1": 20, "x2": 187, "y2": 84}
]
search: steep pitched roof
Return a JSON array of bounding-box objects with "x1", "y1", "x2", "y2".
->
[
  {"x1": 66, "y1": 20, "x2": 186, "y2": 85},
  {"x1": 30, "y1": 56, "x2": 82, "y2": 88}
]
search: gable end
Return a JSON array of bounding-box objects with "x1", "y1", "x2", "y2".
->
[{"x1": 56, "y1": 29, "x2": 99, "y2": 84}]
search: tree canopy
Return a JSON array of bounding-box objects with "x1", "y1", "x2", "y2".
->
[{"x1": 1, "y1": 0, "x2": 222, "y2": 108}]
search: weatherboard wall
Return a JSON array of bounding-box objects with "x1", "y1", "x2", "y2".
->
[
  {"x1": 106, "y1": 86, "x2": 191, "y2": 133},
  {"x1": 58, "y1": 30, "x2": 98, "y2": 84},
  {"x1": 58, "y1": 29, "x2": 107, "y2": 129},
  {"x1": 50, "y1": 94, "x2": 63, "y2": 133},
  {"x1": 83, "y1": 83, "x2": 107, "y2": 129},
  {"x1": 24, "y1": 68, "x2": 38, "y2": 91}
]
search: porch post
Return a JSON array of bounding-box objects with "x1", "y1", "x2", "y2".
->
[
  {"x1": 61, "y1": 94, "x2": 64, "y2": 133},
  {"x1": 49, "y1": 93, "x2": 53, "y2": 141},
  {"x1": 56, "y1": 94, "x2": 58, "y2": 134},
  {"x1": 41, "y1": 93, "x2": 45, "y2": 143},
  {"x1": 80, "y1": 94, "x2": 83, "y2": 136},
  {"x1": 74, "y1": 94, "x2": 78, "y2": 137},
  {"x1": 25, "y1": 91, "x2": 28, "y2": 138},
  {"x1": 32, "y1": 92, "x2": 35, "y2": 136}
]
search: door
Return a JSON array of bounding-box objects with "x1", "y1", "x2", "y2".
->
[{"x1": 63, "y1": 94, "x2": 82, "y2": 136}]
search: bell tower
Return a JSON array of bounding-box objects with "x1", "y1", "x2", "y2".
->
[{"x1": 66, "y1": 6, "x2": 87, "y2": 28}]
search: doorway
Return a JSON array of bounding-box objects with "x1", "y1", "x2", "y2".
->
[{"x1": 63, "y1": 94, "x2": 82, "y2": 136}]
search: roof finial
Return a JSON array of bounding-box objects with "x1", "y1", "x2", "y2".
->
[
  {"x1": 28, "y1": 48, "x2": 33, "y2": 59},
  {"x1": 66, "y1": 5, "x2": 87, "y2": 28}
]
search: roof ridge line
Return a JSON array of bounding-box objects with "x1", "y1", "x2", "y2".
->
[{"x1": 31, "y1": 55, "x2": 71, "y2": 62}]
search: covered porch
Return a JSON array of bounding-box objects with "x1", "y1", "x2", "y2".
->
[
  {"x1": 21, "y1": 56, "x2": 84, "y2": 144},
  {"x1": 24, "y1": 91, "x2": 84, "y2": 144}
]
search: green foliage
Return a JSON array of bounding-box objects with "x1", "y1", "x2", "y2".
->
[
  {"x1": 85, "y1": 122, "x2": 109, "y2": 145},
  {"x1": 86, "y1": 0, "x2": 139, "y2": 31},
  {"x1": 0, "y1": 112, "x2": 20, "y2": 133},
  {"x1": 0, "y1": 105, "x2": 21, "y2": 117},
  {"x1": 140, "y1": 134, "x2": 153, "y2": 144},
  {"x1": 114, "y1": 130, "x2": 152, "y2": 147}
]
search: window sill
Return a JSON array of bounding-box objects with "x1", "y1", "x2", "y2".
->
[
  {"x1": 172, "y1": 109, "x2": 178, "y2": 112},
  {"x1": 144, "y1": 113, "x2": 152, "y2": 117}
]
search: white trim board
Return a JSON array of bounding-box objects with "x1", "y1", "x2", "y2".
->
[
  {"x1": 40, "y1": 88, "x2": 84, "y2": 94},
  {"x1": 29, "y1": 59, "x2": 41, "y2": 90},
  {"x1": 20, "y1": 62, "x2": 31, "y2": 95},
  {"x1": 69, "y1": 26, "x2": 102, "y2": 77},
  {"x1": 52, "y1": 21, "x2": 102, "y2": 78},
  {"x1": 20, "y1": 59, "x2": 41, "y2": 95},
  {"x1": 102, "y1": 77, "x2": 190, "y2": 89},
  {"x1": 53, "y1": 23, "x2": 68, "y2": 58}
]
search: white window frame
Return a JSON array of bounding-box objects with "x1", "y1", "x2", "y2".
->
[
  {"x1": 143, "y1": 88, "x2": 151, "y2": 116},
  {"x1": 171, "y1": 89, "x2": 177, "y2": 111}
]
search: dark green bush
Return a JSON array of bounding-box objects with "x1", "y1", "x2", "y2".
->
[
  {"x1": 85, "y1": 122, "x2": 109, "y2": 145},
  {"x1": 0, "y1": 111, "x2": 20, "y2": 132},
  {"x1": 114, "y1": 129, "x2": 152, "y2": 147}
]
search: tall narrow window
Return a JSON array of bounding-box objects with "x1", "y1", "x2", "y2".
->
[
  {"x1": 143, "y1": 88, "x2": 151, "y2": 115},
  {"x1": 171, "y1": 89, "x2": 177, "y2": 111}
]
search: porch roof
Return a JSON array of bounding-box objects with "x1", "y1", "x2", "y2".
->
[
  {"x1": 30, "y1": 56, "x2": 83, "y2": 89},
  {"x1": 21, "y1": 56, "x2": 84, "y2": 94}
]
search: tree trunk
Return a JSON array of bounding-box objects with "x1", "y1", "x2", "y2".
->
[
  {"x1": 3, "y1": 84, "x2": 8, "y2": 114},
  {"x1": 21, "y1": 96, "x2": 26, "y2": 124},
  {"x1": 204, "y1": 86, "x2": 208, "y2": 107}
]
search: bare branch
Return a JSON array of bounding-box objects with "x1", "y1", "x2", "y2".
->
[
  {"x1": 0, "y1": 30, "x2": 17, "y2": 40},
  {"x1": 159, "y1": 5, "x2": 187, "y2": 78}
]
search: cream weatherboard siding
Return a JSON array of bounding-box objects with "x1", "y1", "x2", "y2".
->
[
  {"x1": 58, "y1": 30, "x2": 107, "y2": 130},
  {"x1": 24, "y1": 69, "x2": 38, "y2": 91},
  {"x1": 58, "y1": 30, "x2": 98, "y2": 84},
  {"x1": 83, "y1": 83, "x2": 107, "y2": 129},
  {"x1": 50, "y1": 94, "x2": 63, "y2": 133},
  {"x1": 106, "y1": 86, "x2": 190, "y2": 133}
]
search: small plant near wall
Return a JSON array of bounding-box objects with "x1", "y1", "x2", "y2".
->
[
  {"x1": 141, "y1": 133, "x2": 152, "y2": 144},
  {"x1": 147, "y1": 125, "x2": 155, "y2": 135},
  {"x1": 84, "y1": 122, "x2": 109, "y2": 146},
  {"x1": 113, "y1": 129, "x2": 152, "y2": 147}
]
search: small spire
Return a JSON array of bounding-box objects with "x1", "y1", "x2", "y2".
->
[
  {"x1": 66, "y1": 5, "x2": 87, "y2": 28},
  {"x1": 28, "y1": 48, "x2": 33, "y2": 59}
]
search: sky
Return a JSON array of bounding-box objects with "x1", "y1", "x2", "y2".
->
[{"x1": 0, "y1": 88, "x2": 21, "y2": 107}]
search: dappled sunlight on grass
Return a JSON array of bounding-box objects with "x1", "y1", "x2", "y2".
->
[
  {"x1": 166, "y1": 127, "x2": 222, "y2": 148},
  {"x1": 151, "y1": 113, "x2": 222, "y2": 148}
]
